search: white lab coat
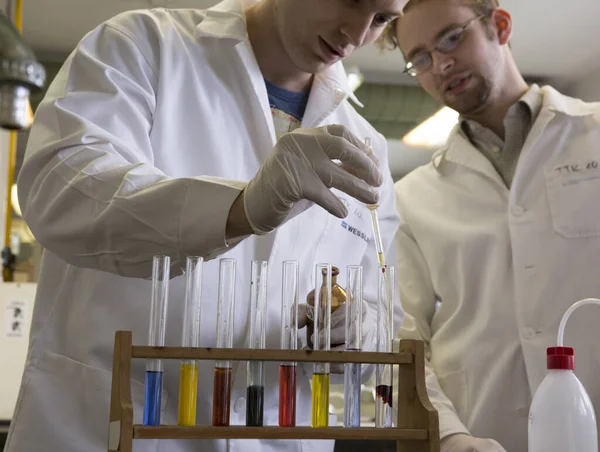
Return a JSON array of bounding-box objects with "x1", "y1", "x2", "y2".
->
[
  {"x1": 5, "y1": 1, "x2": 402, "y2": 452},
  {"x1": 394, "y1": 85, "x2": 600, "y2": 451}
]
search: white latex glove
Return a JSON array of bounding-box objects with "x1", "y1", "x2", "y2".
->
[
  {"x1": 441, "y1": 434, "x2": 507, "y2": 452},
  {"x1": 298, "y1": 301, "x2": 372, "y2": 374},
  {"x1": 243, "y1": 124, "x2": 382, "y2": 234}
]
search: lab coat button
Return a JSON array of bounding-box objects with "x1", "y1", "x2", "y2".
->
[
  {"x1": 334, "y1": 88, "x2": 346, "y2": 99},
  {"x1": 512, "y1": 205, "x2": 525, "y2": 216},
  {"x1": 233, "y1": 397, "x2": 246, "y2": 414},
  {"x1": 522, "y1": 328, "x2": 536, "y2": 340}
]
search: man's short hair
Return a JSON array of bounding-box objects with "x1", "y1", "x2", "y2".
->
[{"x1": 377, "y1": 0, "x2": 500, "y2": 51}]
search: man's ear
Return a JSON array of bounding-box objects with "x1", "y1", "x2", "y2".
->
[{"x1": 491, "y1": 8, "x2": 512, "y2": 45}]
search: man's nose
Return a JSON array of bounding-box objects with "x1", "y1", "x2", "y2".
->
[
  {"x1": 340, "y1": 15, "x2": 372, "y2": 48},
  {"x1": 431, "y1": 50, "x2": 455, "y2": 75}
]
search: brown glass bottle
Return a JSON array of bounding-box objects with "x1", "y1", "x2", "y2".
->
[{"x1": 306, "y1": 266, "x2": 346, "y2": 349}]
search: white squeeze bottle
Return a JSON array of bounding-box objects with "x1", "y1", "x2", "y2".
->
[{"x1": 528, "y1": 299, "x2": 599, "y2": 452}]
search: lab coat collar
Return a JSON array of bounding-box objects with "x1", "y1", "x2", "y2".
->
[
  {"x1": 433, "y1": 86, "x2": 598, "y2": 175},
  {"x1": 433, "y1": 125, "x2": 503, "y2": 186},
  {"x1": 194, "y1": 0, "x2": 249, "y2": 42},
  {"x1": 541, "y1": 85, "x2": 597, "y2": 117},
  {"x1": 315, "y1": 62, "x2": 364, "y2": 107},
  {"x1": 300, "y1": 62, "x2": 363, "y2": 128}
]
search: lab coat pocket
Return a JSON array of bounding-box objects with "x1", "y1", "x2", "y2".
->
[
  {"x1": 544, "y1": 164, "x2": 600, "y2": 238},
  {"x1": 437, "y1": 368, "x2": 468, "y2": 421},
  {"x1": 12, "y1": 351, "x2": 166, "y2": 452}
]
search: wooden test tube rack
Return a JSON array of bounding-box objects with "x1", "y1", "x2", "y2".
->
[{"x1": 108, "y1": 331, "x2": 440, "y2": 452}]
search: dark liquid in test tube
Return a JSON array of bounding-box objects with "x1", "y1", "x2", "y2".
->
[
  {"x1": 246, "y1": 385, "x2": 265, "y2": 426},
  {"x1": 376, "y1": 384, "x2": 393, "y2": 407},
  {"x1": 212, "y1": 367, "x2": 233, "y2": 426}
]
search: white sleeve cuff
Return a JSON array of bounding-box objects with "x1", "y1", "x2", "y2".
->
[{"x1": 179, "y1": 177, "x2": 247, "y2": 260}]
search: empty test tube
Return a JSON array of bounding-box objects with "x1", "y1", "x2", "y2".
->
[
  {"x1": 376, "y1": 265, "x2": 395, "y2": 428},
  {"x1": 344, "y1": 265, "x2": 363, "y2": 428},
  {"x1": 143, "y1": 255, "x2": 170, "y2": 426},
  {"x1": 311, "y1": 263, "x2": 332, "y2": 428},
  {"x1": 279, "y1": 260, "x2": 299, "y2": 427},
  {"x1": 212, "y1": 258, "x2": 236, "y2": 427},
  {"x1": 178, "y1": 256, "x2": 203, "y2": 426},
  {"x1": 246, "y1": 260, "x2": 268, "y2": 427}
]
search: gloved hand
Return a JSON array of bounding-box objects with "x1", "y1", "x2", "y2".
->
[
  {"x1": 441, "y1": 434, "x2": 507, "y2": 452},
  {"x1": 298, "y1": 300, "x2": 373, "y2": 374},
  {"x1": 243, "y1": 124, "x2": 382, "y2": 235}
]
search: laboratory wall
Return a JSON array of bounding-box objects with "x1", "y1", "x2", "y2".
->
[
  {"x1": 387, "y1": 139, "x2": 434, "y2": 181},
  {"x1": 565, "y1": 63, "x2": 600, "y2": 102}
]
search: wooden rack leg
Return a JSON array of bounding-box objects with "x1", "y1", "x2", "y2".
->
[
  {"x1": 108, "y1": 331, "x2": 134, "y2": 452},
  {"x1": 396, "y1": 339, "x2": 440, "y2": 452}
]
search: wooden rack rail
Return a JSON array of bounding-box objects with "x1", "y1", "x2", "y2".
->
[{"x1": 108, "y1": 331, "x2": 439, "y2": 452}]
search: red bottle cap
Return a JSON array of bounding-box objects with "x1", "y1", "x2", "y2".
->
[{"x1": 547, "y1": 346, "x2": 575, "y2": 370}]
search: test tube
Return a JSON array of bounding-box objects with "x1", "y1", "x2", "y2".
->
[
  {"x1": 365, "y1": 137, "x2": 385, "y2": 267},
  {"x1": 311, "y1": 263, "x2": 332, "y2": 428},
  {"x1": 344, "y1": 265, "x2": 363, "y2": 428},
  {"x1": 212, "y1": 258, "x2": 236, "y2": 427},
  {"x1": 246, "y1": 260, "x2": 268, "y2": 427},
  {"x1": 279, "y1": 260, "x2": 299, "y2": 427},
  {"x1": 177, "y1": 256, "x2": 203, "y2": 426},
  {"x1": 143, "y1": 255, "x2": 170, "y2": 426},
  {"x1": 375, "y1": 265, "x2": 395, "y2": 428}
]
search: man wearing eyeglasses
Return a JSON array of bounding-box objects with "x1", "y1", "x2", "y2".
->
[{"x1": 382, "y1": 1, "x2": 600, "y2": 451}]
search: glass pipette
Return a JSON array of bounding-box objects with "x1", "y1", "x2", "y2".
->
[{"x1": 364, "y1": 137, "x2": 385, "y2": 266}]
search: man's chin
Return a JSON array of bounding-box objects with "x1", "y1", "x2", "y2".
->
[
  {"x1": 301, "y1": 59, "x2": 336, "y2": 75},
  {"x1": 444, "y1": 96, "x2": 487, "y2": 117}
]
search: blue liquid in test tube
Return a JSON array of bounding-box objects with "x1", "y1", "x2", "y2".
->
[
  {"x1": 144, "y1": 371, "x2": 164, "y2": 425},
  {"x1": 143, "y1": 255, "x2": 170, "y2": 426}
]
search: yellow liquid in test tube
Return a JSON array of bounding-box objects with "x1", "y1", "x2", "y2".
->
[
  {"x1": 178, "y1": 362, "x2": 198, "y2": 425},
  {"x1": 311, "y1": 373, "x2": 330, "y2": 427}
]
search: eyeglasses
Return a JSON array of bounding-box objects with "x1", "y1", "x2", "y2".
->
[{"x1": 403, "y1": 15, "x2": 485, "y2": 77}]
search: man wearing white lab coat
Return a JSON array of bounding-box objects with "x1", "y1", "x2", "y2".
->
[
  {"x1": 385, "y1": 0, "x2": 600, "y2": 451},
  {"x1": 5, "y1": 1, "x2": 407, "y2": 452}
]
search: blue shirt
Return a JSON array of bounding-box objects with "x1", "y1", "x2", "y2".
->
[{"x1": 265, "y1": 79, "x2": 310, "y2": 139}]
